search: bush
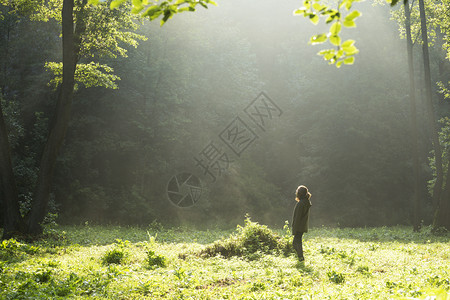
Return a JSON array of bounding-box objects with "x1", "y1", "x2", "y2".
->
[
  {"x1": 34, "y1": 269, "x2": 52, "y2": 283},
  {"x1": 102, "y1": 239, "x2": 129, "y2": 265},
  {"x1": 102, "y1": 249, "x2": 125, "y2": 265},
  {"x1": 0, "y1": 239, "x2": 39, "y2": 261},
  {"x1": 147, "y1": 250, "x2": 166, "y2": 269},
  {"x1": 0, "y1": 239, "x2": 22, "y2": 261},
  {"x1": 327, "y1": 270, "x2": 345, "y2": 284},
  {"x1": 194, "y1": 216, "x2": 292, "y2": 259}
]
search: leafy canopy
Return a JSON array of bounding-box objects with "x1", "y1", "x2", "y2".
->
[
  {"x1": 90, "y1": 0, "x2": 218, "y2": 26},
  {"x1": 294, "y1": 0, "x2": 362, "y2": 67}
]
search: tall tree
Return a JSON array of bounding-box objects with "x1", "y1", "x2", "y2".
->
[
  {"x1": 1, "y1": 0, "x2": 143, "y2": 238},
  {"x1": 404, "y1": 0, "x2": 421, "y2": 231},
  {"x1": 26, "y1": 0, "x2": 79, "y2": 234},
  {"x1": 0, "y1": 97, "x2": 25, "y2": 236},
  {"x1": 432, "y1": 0, "x2": 450, "y2": 230},
  {"x1": 418, "y1": 0, "x2": 443, "y2": 216},
  {"x1": 390, "y1": 0, "x2": 450, "y2": 230}
]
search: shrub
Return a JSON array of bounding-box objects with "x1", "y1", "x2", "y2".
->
[
  {"x1": 102, "y1": 248, "x2": 125, "y2": 265},
  {"x1": 195, "y1": 216, "x2": 292, "y2": 259},
  {"x1": 34, "y1": 269, "x2": 52, "y2": 283},
  {"x1": 102, "y1": 239, "x2": 129, "y2": 265},
  {"x1": 356, "y1": 265, "x2": 371, "y2": 276},
  {"x1": 147, "y1": 250, "x2": 166, "y2": 269},
  {"x1": 0, "y1": 239, "x2": 22, "y2": 260},
  {"x1": 327, "y1": 270, "x2": 345, "y2": 284},
  {"x1": 0, "y1": 238, "x2": 38, "y2": 261}
]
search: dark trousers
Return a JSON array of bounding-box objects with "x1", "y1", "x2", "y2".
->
[{"x1": 293, "y1": 232, "x2": 304, "y2": 260}]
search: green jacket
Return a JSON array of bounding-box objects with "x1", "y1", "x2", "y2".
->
[{"x1": 292, "y1": 198, "x2": 312, "y2": 234}]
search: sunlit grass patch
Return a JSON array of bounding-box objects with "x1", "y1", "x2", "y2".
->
[{"x1": 0, "y1": 223, "x2": 449, "y2": 299}]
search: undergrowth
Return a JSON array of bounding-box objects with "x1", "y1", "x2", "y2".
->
[
  {"x1": 0, "y1": 219, "x2": 449, "y2": 299},
  {"x1": 188, "y1": 216, "x2": 293, "y2": 259}
]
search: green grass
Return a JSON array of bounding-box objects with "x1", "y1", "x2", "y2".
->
[{"x1": 0, "y1": 221, "x2": 449, "y2": 299}]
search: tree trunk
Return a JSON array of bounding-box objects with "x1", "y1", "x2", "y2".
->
[
  {"x1": 436, "y1": 146, "x2": 450, "y2": 230},
  {"x1": 0, "y1": 100, "x2": 25, "y2": 239},
  {"x1": 418, "y1": 0, "x2": 443, "y2": 221},
  {"x1": 405, "y1": 2, "x2": 421, "y2": 231},
  {"x1": 26, "y1": 0, "x2": 77, "y2": 234}
]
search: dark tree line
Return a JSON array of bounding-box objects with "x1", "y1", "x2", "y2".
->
[{"x1": 1, "y1": 0, "x2": 449, "y2": 237}]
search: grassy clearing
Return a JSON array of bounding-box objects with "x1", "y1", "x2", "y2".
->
[{"x1": 0, "y1": 220, "x2": 449, "y2": 299}]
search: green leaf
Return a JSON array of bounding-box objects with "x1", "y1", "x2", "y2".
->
[
  {"x1": 344, "y1": 56, "x2": 355, "y2": 64},
  {"x1": 160, "y1": 9, "x2": 174, "y2": 26},
  {"x1": 293, "y1": 8, "x2": 307, "y2": 15},
  {"x1": 131, "y1": 6, "x2": 144, "y2": 14},
  {"x1": 312, "y1": 3, "x2": 326, "y2": 11},
  {"x1": 110, "y1": 0, "x2": 126, "y2": 9},
  {"x1": 318, "y1": 49, "x2": 335, "y2": 60},
  {"x1": 325, "y1": 10, "x2": 339, "y2": 23},
  {"x1": 343, "y1": 20, "x2": 356, "y2": 27},
  {"x1": 390, "y1": 0, "x2": 401, "y2": 6},
  {"x1": 342, "y1": 40, "x2": 359, "y2": 55},
  {"x1": 345, "y1": 0, "x2": 352, "y2": 10},
  {"x1": 345, "y1": 10, "x2": 361, "y2": 21},
  {"x1": 303, "y1": 0, "x2": 311, "y2": 9},
  {"x1": 330, "y1": 22, "x2": 341, "y2": 35},
  {"x1": 310, "y1": 33, "x2": 327, "y2": 44},
  {"x1": 150, "y1": 11, "x2": 163, "y2": 20},
  {"x1": 132, "y1": 0, "x2": 142, "y2": 7},
  {"x1": 336, "y1": 60, "x2": 343, "y2": 68},
  {"x1": 309, "y1": 14, "x2": 319, "y2": 25},
  {"x1": 205, "y1": 0, "x2": 218, "y2": 6},
  {"x1": 88, "y1": 0, "x2": 100, "y2": 5},
  {"x1": 341, "y1": 39, "x2": 355, "y2": 48},
  {"x1": 329, "y1": 35, "x2": 341, "y2": 46},
  {"x1": 178, "y1": 6, "x2": 195, "y2": 12},
  {"x1": 318, "y1": 49, "x2": 332, "y2": 55},
  {"x1": 142, "y1": 5, "x2": 160, "y2": 17}
]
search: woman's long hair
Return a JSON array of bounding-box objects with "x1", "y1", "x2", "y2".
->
[{"x1": 295, "y1": 185, "x2": 311, "y2": 202}]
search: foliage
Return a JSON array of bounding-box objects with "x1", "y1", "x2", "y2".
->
[
  {"x1": 0, "y1": 239, "x2": 39, "y2": 261},
  {"x1": 193, "y1": 216, "x2": 292, "y2": 259},
  {"x1": 0, "y1": 225, "x2": 449, "y2": 299},
  {"x1": 45, "y1": 62, "x2": 121, "y2": 90},
  {"x1": 428, "y1": 117, "x2": 450, "y2": 196},
  {"x1": 327, "y1": 269, "x2": 345, "y2": 283},
  {"x1": 40, "y1": 0, "x2": 146, "y2": 89},
  {"x1": 0, "y1": 96, "x2": 24, "y2": 148},
  {"x1": 294, "y1": 0, "x2": 362, "y2": 67},
  {"x1": 91, "y1": 0, "x2": 218, "y2": 26},
  {"x1": 388, "y1": 0, "x2": 450, "y2": 65},
  {"x1": 101, "y1": 239, "x2": 130, "y2": 264},
  {"x1": 147, "y1": 249, "x2": 166, "y2": 268},
  {"x1": 2, "y1": 0, "x2": 446, "y2": 230},
  {"x1": 438, "y1": 81, "x2": 450, "y2": 100},
  {"x1": 296, "y1": 0, "x2": 449, "y2": 67}
]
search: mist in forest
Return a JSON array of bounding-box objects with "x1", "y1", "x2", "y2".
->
[{"x1": 1, "y1": 0, "x2": 441, "y2": 229}]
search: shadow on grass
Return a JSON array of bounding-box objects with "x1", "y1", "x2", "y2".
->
[{"x1": 294, "y1": 260, "x2": 315, "y2": 275}]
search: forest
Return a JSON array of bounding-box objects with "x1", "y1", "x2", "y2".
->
[
  {"x1": 1, "y1": 0, "x2": 449, "y2": 298},
  {"x1": 1, "y1": 0, "x2": 450, "y2": 233}
]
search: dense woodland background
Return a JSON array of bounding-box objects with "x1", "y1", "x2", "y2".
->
[{"x1": 1, "y1": 0, "x2": 449, "y2": 230}]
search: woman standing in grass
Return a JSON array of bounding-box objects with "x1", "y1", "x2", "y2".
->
[{"x1": 292, "y1": 185, "x2": 312, "y2": 262}]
